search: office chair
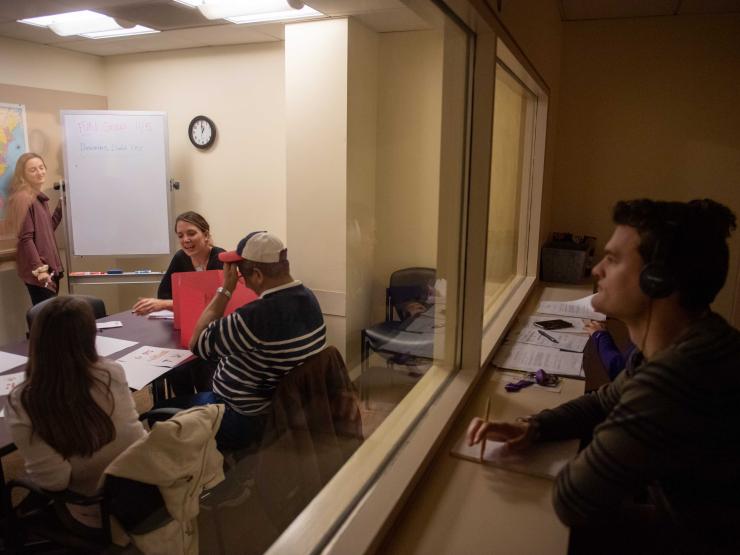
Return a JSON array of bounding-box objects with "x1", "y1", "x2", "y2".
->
[
  {"x1": 360, "y1": 267, "x2": 436, "y2": 387},
  {"x1": 4, "y1": 475, "x2": 168, "y2": 553},
  {"x1": 26, "y1": 294, "x2": 107, "y2": 332}
]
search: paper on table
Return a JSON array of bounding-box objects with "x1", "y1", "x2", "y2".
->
[
  {"x1": 0, "y1": 408, "x2": 4, "y2": 418},
  {"x1": 493, "y1": 342, "x2": 583, "y2": 377},
  {"x1": 0, "y1": 371, "x2": 26, "y2": 395},
  {"x1": 536, "y1": 294, "x2": 606, "y2": 321},
  {"x1": 118, "y1": 346, "x2": 192, "y2": 368},
  {"x1": 507, "y1": 328, "x2": 589, "y2": 353},
  {"x1": 0, "y1": 351, "x2": 28, "y2": 373},
  {"x1": 515, "y1": 315, "x2": 587, "y2": 334},
  {"x1": 450, "y1": 435, "x2": 579, "y2": 479},
  {"x1": 118, "y1": 360, "x2": 171, "y2": 391},
  {"x1": 97, "y1": 320, "x2": 123, "y2": 330},
  {"x1": 96, "y1": 336, "x2": 138, "y2": 358},
  {"x1": 148, "y1": 310, "x2": 174, "y2": 320}
]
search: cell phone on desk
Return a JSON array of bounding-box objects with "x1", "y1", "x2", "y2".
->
[{"x1": 533, "y1": 319, "x2": 573, "y2": 330}]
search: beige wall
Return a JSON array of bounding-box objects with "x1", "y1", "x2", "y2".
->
[
  {"x1": 489, "y1": 0, "x2": 563, "y2": 247},
  {"x1": 346, "y1": 20, "x2": 379, "y2": 370},
  {"x1": 285, "y1": 19, "x2": 350, "y2": 357},
  {"x1": 552, "y1": 14, "x2": 740, "y2": 321},
  {"x1": 0, "y1": 37, "x2": 105, "y2": 96},
  {"x1": 372, "y1": 29, "x2": 443, "y2": 321}
]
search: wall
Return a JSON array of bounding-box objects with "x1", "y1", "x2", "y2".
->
[
  {"x1": 285, "y1": 19, "x2": 350, "y2": 356},
  {"x1": 552, "y1": 14, "x2": 740, "y2": 321},
  {"x1": 346, "y1": 20, "x2": 379, "y2": 370},
  {"x1": 488, "y1": 0, "x2": 564, "y2": 247},
  {"x1": 372, "y1": 30, "x2": 443, "y2": 321},
  {"x1": 0, "y1": 38, "x2": 106, "y2": 344}
]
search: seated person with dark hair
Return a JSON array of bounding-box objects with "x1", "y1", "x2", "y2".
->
[
  {"x1": 158, "y1": 231, "x2": 326, "y2": 451},
  {"x1": 468, "y1": 198, "x2": 740, "y2": 553}
]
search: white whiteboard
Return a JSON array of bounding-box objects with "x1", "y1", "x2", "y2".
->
[{"x1": 61, "y1": 110, "x2": 172, "y2": 256}]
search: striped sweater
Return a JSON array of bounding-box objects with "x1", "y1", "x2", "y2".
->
[
  {"x1": 193, "y1": 280, "x2": 326, "y2": 415},
  {"x1": 535, "y1": 312, "x2": 740, "y2": 535}
]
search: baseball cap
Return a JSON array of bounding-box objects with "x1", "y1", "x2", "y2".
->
[{"x1": 218, "y1": 231, "x2": 286, "y2": 263}]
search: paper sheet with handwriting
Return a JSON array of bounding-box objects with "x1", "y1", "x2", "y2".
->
[
  {"x1": 0, "y1": 351, "x2": 28, "y2": 373},
  {"x1": 0, "y1": 371, "x2": 26, "y2": 396},
  {"x1": 493, "y1": 342, "x2": 583, "y2": 377},
  {"x1": 536, "y1": 294, "x2": 606, "y2": 321},
  {"x1": 96, "y1": 336, "x2": 138, "y2": 358},
  {"x1": 507, "y1": 328, "x2": 589, "y2": 352},
  {"x1": 450, "y1": 435, "x2": 579, "y2": 479},
  {"x1": 118, "y1": 346, "x2": 192, "y2": 368}
]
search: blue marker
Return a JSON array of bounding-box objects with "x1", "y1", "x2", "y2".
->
[
  {"x1": 106, "y1": 268, "x2": 124, "y2": 274},
  {"x1": 134, "y1": 269, "x2": 152, "y2": 274}
]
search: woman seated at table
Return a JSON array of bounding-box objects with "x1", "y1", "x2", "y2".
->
[
  {"x1": 7, "y1": 296, "x2": 146, "y2": 539},
  {"x1": 132, "y1": 211, "x2": 225, "y2": 315},
  {"x1": 132, "y1": 211, "x2": 224, "y2": 395}
]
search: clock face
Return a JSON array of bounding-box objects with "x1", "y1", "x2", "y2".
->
[{"x1": 188, "y1": 116, "x2": 216, "y2": 149}]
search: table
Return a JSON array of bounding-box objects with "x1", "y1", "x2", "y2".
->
[
  {"x1": 379, "y1": 283, "x2": 603, "y2": 555},
  {"x1": 0, "y1": 310, "x2": 183, "y2": 486}
]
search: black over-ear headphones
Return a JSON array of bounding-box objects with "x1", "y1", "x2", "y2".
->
[{"x1": 638, "y1": 206, "x2": 685, "y2": 299}]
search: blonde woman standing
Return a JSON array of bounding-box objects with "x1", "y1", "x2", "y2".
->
[{"x1": 7, "y1": 152, "x2": 64, "y2": 305}]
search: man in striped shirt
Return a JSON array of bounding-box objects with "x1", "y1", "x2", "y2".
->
[
  {"x1": 468, "y1": 199, "x2": 740, "y2": 552},
  {"x1": 188, "y1": 231, "x2": 326, "y2": 450}
]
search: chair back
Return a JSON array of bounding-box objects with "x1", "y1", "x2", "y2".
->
[
  {"x1": 254, "y1": 346, "x2": 363, "y2": 528},
  {"x1": 387, "y1": 267, "x2": 436, "y2": 321},
  {"x1": 26, "y1": 294, "x2": 107, "y2": 331}
]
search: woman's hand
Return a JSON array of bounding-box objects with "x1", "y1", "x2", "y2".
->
[
  {"x1": 36, "y1": 271, "x2": 52, "y2": 286},
  {"x1": 466, "y1": 418, "x2": 535, "y2": 452},
  {"x1": 584, "y1": 319, "x2": 607, "y2": 336},
  {"x1": 132, "y1": 298, "x2": 170, "y2": 315}
]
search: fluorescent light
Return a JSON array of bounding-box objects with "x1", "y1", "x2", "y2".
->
[
  {"x1": 196, "y1": 0, "x2": 324, "y2": 24},
  {"x1": 18, "y1": 10, "x2": 158, "y2": 39},
  {"x1": 82, "y1": 26, "x2": 160, "y2": 40}
]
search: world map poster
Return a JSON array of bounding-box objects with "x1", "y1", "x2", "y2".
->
[{"x1": 0, "y1": 103, "x2": 29, "y2": 245}]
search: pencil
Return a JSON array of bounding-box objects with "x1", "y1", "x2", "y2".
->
[{"x1": 480, "y1": 396, "x2": 491, "y2": 463}]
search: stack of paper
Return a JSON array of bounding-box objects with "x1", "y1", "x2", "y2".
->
[
  {"x1": 493, "y1": 295, "x2": 600, "y2": 378},
  {"x1": 148, "y1": 310, "x2": 174, "y2": 320}
]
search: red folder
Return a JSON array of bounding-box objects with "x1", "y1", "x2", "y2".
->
[{"x1": 172, "y1": 270, "x2": 258, "y2": 348}]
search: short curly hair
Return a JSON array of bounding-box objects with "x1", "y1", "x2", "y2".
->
[{"x1": 613, "y1": 198, "x2": 736, "y2": 311}]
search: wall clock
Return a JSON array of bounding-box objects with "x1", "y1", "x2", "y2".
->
[{"x1": 188, "y1": 115, "x2": 216, "y2": 149}]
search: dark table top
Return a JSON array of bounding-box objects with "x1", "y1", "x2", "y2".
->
[{"x1": 0, "y1": 310, "x2": 181, "y2": 456}]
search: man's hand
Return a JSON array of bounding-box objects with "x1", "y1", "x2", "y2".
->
[
  {"x1": 584, "y1": 319, "x2": 607, "y2": 336},
  {"x1": 466, "y1": 418, "x2": 535, "y2": 451},
  {"x1": 223, "y1": 262, "x2": 239, "y2": 293}
]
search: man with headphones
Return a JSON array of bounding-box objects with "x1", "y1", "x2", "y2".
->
[{"x1": 468, "y1": 198, "x2": 740, "y2": 553}]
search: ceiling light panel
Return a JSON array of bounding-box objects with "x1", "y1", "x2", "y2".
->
[{"x1": 18, "y1": 9, "x2": 158, "y2": 39}]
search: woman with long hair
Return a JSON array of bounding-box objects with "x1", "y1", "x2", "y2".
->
[
  {"x1": 6, "y1": 152, "x2": 64, "y2": 305},
  {"x1": 132, "y1": 211, "x2": 224, "y2": 395},
  {"x1": 7, "y1": 296, "x2": 146, "y2": 535},
  {"x1": 132, "y1": 210, "x2": 224, "y2": 315}
]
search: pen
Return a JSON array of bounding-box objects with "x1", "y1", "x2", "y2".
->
[
  {"x1": 537, "y1": 329, "x2": 559, "y2": 343},
  {"x1": 480, "y1": 396, "x2": 491, "y2": 463}
]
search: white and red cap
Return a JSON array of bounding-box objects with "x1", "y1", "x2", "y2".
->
[{"x1": 218, "y1": 231, "x2": 286, "y2": 264}]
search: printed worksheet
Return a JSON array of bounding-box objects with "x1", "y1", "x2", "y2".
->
[
  {"x1": 493, "y1": 342, "x2": 583, "y2": 377},
  {"x1": 117, "y1": 360, "x2": 171, "y2": 390},
  {"x1": 0, "y1": 371, "x2": 25, "y2": 395},
  {"x1": 96, "y1": 320, "x2": 123, "y2": 330},
  {"x1": 535, "y1": 294, "x2": 606, "y2": 321},
  {"x1": 507, "y1": 328, "x2": 589, "y2": 352},
  {"x1": 118, "y1": 346, "x2": 192, "y2": 368}
]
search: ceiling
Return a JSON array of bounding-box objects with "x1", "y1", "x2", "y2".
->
[
  {"x1": 2, "y1": 1, "x2": 739, "y2": 57},
  {"x1": 560, "y1": 0, "x2": 740, "y2": 21},
  {"x1": 0, "y1": 0, "x2": 431, "y2": 56}
]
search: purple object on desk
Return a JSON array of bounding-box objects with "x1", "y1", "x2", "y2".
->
[{"x1": 505, "y1": 379, "x2": 535, "y2": 392}]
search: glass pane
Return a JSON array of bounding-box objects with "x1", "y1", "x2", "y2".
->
[{"x1": 484, "y1": 64, "x2": 536, "y2": 313}]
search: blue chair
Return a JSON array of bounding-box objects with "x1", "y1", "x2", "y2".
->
[{"x1": 360, "y1": 267, "x2": 437, "y2": 379}]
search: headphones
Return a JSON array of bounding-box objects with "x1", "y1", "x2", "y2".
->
[{"x1": 638, "y1": 207, "x2": 685, "y2": 299}]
